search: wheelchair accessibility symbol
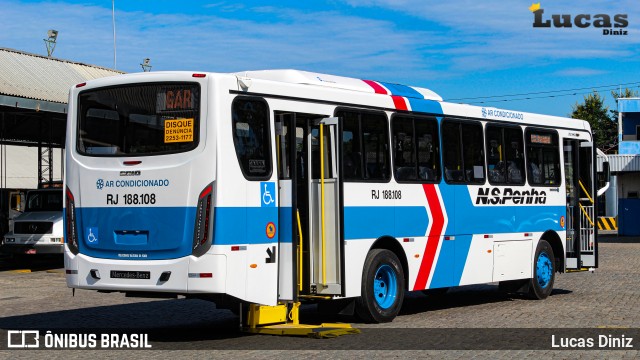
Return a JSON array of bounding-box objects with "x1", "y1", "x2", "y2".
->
[
  {"x1": 86, "y1": 227, "x2": 99, "y2": 244},
  {"x1": 261, "y1": 182, "x2": 275, "y2": 207}
]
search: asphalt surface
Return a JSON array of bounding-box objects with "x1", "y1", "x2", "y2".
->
[{"x1": 0, "y1": 235, "x2": 638, "y2": 358}]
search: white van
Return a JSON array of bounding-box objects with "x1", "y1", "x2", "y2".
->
[{"x1": 1, "y1": 189, "x2": 64, "y2": 255}]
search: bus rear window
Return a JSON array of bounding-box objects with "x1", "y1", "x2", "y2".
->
[{"x1": 77, "y1": 83, "x2": 200, "y2": 156}]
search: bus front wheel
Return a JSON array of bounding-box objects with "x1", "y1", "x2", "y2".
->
[
  {"x1": 528, "y1": 239, "x2": 555, "y2": 300},
  {"x1": 355, "y1": 249, "x2": 405, "y2": 323}
]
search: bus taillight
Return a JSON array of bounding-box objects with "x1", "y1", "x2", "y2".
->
[
  {"x1": 65, "y1": 187, "x2": 79, "y2": 255},
  {"x1": 192, "y1": 183, "x2": 213, "y2": 257}
]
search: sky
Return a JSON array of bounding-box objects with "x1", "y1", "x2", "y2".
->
[{"x1": 0, "y1": 0, "x2": 639, "y2": 117}]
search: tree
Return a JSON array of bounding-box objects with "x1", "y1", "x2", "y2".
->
[{"x1": 570, "y1": 91, "x2": 617, "y2": 152}]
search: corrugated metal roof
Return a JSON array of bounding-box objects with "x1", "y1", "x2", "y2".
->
[
  {"x1": 0, "y1": 47, "x2": 124, "y2": 104},
  {"x1": 598, "y1": 154, "x2": 640, "y2": 172}
]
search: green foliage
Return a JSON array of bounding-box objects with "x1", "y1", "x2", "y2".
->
[
  {"x1": 570, "y1": 88, "x2": 639, "y2": 152},
  {"x1": 571, "y1": 91, "x2": 616, "y2": 151}
]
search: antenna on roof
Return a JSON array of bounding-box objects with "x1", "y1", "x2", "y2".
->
[{"x1": 44, "y1": 29, "x2": 58, "y2": 57}]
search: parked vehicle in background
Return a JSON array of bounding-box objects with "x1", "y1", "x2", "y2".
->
[
  {"x1": 0, "y1": 189, "x2": 28, "y2": 237},
  {"x1": 1, "y1": 188, "x2": 64, "y2": 256}
]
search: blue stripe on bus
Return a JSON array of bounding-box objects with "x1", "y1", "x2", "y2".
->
[
  {"x1": 76, "y1": 207, "x2": 196, "y2": 260},
  {"x1": 406, "y1": 98, "x2": 444, "y2": 115},
  {"x1": 343, "y1": 206, "x2": 429, "y2": 240},
  {"x1": 213, "y1": 206, "x2": 280, "y2": 245},
  {"x1": 76, "y1": 205, "x2": 282, "y2": 260},
  {"x1": 377, "y1": 81, "x2": 425, "y2": 99}
]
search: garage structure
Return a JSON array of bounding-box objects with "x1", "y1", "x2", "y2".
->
[{"x1": 0, "y1": 47, "x2": 123, "y2": 234}]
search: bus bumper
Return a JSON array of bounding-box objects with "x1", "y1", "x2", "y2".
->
[{"x1": 65, "y1": 250, "x2": 227, "y2": 294}]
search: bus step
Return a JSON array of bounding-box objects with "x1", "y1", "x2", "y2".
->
[{"x1": 243, "y1": 302, "x2": 359, "y2": 338}]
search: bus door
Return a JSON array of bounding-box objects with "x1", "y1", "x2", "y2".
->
[
  {"x1": 308, "y1": 117, "x2": 342, "y2": 295},
  {"x1": 275, "y1": 113, "x2": 297, "y2": 301},
  {"x1": 564, "y1": 139, "x2": 596, "y2": 269},
  {"x1": 274, "y1": 113, "x2": 343, "y2": 299}
]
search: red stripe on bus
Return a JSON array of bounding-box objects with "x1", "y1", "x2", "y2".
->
[
  {"x1": 391, "y1": 95, "x2": 408, "y2": 111},
  {"x1": 362, "y1": 79, "x2": 388, "y2": 95},
  {"x1": 413, "y1": 184, "x2": 445, "y2": 290}
]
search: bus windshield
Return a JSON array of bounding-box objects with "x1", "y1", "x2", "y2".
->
[{"x1": 77, "y1": 83, "x2": 201, "y2": 156}]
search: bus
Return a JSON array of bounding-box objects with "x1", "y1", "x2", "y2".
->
[{"x1": 64, "y1": 70, "x2": 608, "y2": 324}]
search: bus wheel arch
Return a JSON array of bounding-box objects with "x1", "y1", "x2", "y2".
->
[
  {"x1": 370, "y1": 236, "x2": 409, "y2": 290},
  {"x1": 355, "y1": 237, "x2": 407, "y2": 323},
  {"x1": 540, "y1": 230, "x2": 563, "y2": 273}
]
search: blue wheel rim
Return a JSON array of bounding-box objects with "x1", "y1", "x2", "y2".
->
[
  {"x1": 374, "y1": 264, "x2": 397, "y2": 309},
  {"x1": 536, "y1": 252, "x2": 552, "y2": 289}
]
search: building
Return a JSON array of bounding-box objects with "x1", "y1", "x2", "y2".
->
[
  {"x1": 0, "y1": 47, "x2": 123, "y2": 234},
  {"x1": 0, "y1": 47, "x2": 123, "y2": 187},
  {"x1": 607, "y1": 98, "x2": 640, "y2": 235}
]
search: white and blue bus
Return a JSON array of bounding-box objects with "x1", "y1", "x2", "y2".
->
[{"x1": 64, "y1": 70, "x2": 608, "y2": 323}]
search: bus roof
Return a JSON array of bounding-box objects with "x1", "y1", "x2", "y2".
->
[{"x1": 235, "y1": 69, "x2": 443, "y2": 102}]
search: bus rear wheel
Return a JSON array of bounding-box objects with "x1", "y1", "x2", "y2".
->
[
  {"x1": 528, "y1": 239, "x2": 555, "y2": 300},
  {"x1": 355, "y1": 249, "x2": 405, "y2": 323}
]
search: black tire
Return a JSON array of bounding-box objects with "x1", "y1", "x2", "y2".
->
[
  {"x1": 355, "y1": 249, "x2": 405, "y2": 323},
  {"x1": 528, "y1": 239, "x2": 555, "y2": 300}
]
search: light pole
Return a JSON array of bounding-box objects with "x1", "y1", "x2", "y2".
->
[
  {"x1": 141, "y1": 58, "x2": 152, "y2": 72},
  {"x1": 44, "y1": 29, "x2": 58, "y2": 57},
  {"x1": 112, "y1": 0, "x2": 117, "y2": 69}
]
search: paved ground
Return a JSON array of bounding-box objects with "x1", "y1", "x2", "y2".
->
[{"x1": 0, "y1": 236, "x2": 638, "y2": 358}]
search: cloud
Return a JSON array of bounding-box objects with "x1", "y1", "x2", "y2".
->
[
  {"x1": 341, "y1": 0, "x2": 640, "y2": 71},
  {"x1": 553, "y1": 68, "x2": 609, "y2": 77},
  {"x1": 0, "y1": 0, "x2": 637, "y2": 93},
  {"x1": 0, "y1": 1, "x2": 451, "y2": 83}
]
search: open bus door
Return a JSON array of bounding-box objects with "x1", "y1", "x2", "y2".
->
[
  {"x1": 274, "y1": 112, "x2": 344, "y2": 300},
  {"x1": 564, "y1": 139, "x2": 600, "y2": 270},
  {"x1": 274, "y1": 113, "x2": 297, "y2": 301}
]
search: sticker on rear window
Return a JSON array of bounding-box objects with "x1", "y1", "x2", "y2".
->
[{"x1": 164, "y1": 118, "x2": 194, "y2": 143}]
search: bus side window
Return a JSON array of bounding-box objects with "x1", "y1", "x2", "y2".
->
[
  {"x1": 461, "y1": 122, "x2": 485, "y2": 183},
  {"x1": 392, "y1": 117, "x2": 416, "y2": 181},
  {"x1": 392, "y1": 115, "x2": 440, "y2": 183},
  {"x1": 231, "y1": 98, "x2": 272, "y2": 180},
  {"x1": 416, "y1": 120, "x2": 440, "y2": 182},
  {"x1": 341, "y1": 112, "x2": 362, "y2": 181},
  {"x1": 442, "y1": 121, "x2": 463, "y2": 183},
  {"x1": 442, "y1": 120, "x2": 484, "y2": 184},
  {"x1": 505, "y1": 127, "x2": 525, "y2": 184},
  {"x1": 525, "y1": 129, "x2": 560, "y2": 186},
  {"x1": 337, "y1": 109, "x2": 389, "y2": 182},
  {"x1": 486, "y1": 124, "x2": 525, "y2": 185},
  {"x1": 362, "y1": 116, "x2": 390, "y2": 180}
]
